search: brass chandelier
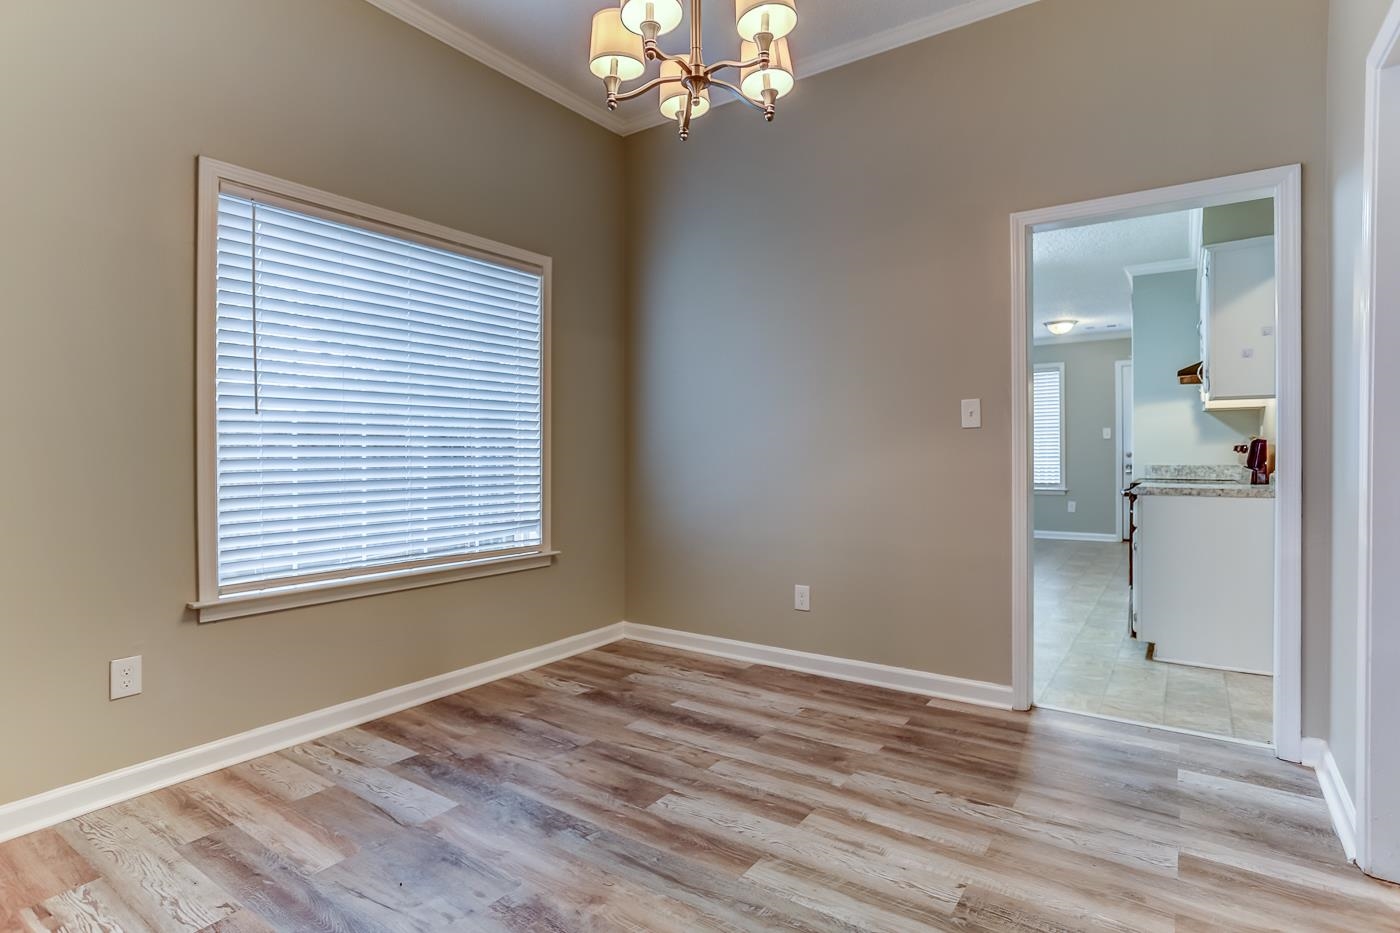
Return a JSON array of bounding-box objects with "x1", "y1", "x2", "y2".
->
[{"x1": 588, "y1": 1, "x2": 798, "y2": 140}]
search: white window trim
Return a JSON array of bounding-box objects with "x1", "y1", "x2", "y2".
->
[
  {"x1": 189, "y1": 158, "x2": 554, "y2": 623},
  {"x1": 1032, "y1": 362, "x2": 1067, "y2": 492}
]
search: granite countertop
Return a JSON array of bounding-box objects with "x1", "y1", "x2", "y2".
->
[{"x1": 1125, "y1": 464, "x2": 1276, "y2": 499}]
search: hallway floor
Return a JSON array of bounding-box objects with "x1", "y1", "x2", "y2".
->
[{"x1": 1034, "y1": 539, "x2": 1272, "y2": 743}]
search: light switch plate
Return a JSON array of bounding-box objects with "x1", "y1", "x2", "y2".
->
[
  {"x1": 960, "y1": 399, "x2": 982, "y2": 429},
  {"x1": 1103, "y1": 427, "x2": 1112, "y2": 439}
]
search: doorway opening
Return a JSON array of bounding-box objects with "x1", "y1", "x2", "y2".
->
[{"x1": 1010, "y1": 167, "x2": 1302, "y2": 761}]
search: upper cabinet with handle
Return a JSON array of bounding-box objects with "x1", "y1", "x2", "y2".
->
[{"x1": 1198, "y1": 235, "x2": 1276, "y2": 409}]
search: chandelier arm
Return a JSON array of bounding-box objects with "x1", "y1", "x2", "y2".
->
[
  {"x1": 707, "y1": 78, "x2": 766, "y2": 113},
  {"x1": 702, "y1": 57, "x2": 766, "y2": 77},
  {"x1": 646, "y1": 46, "x2": 691, "y2": 66},
  {"x1": 613, "y1": 73, "x2": 688, "y2": 104}
]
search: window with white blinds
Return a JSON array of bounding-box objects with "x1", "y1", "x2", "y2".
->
[
  {"x1": 205, "y1": 176, "x2": 548, "y2": 604},
  {"x1": 1032, "y1": 363, "x2": 1065, "y2": 489}
]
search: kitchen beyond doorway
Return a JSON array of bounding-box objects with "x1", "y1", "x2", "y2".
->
[{"x1": 1033, "y1": 539, "x2": 1272, "y2": 742}]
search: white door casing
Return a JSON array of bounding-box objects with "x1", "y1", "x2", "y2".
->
[{"x1": 1009, "y1": 166, "x2": 1303, "y2": 769}]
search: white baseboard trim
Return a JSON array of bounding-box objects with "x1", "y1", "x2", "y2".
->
[
  {"x1": 1302, "y1": 736, "x2": 1358, "y2": 863},
  {"x1": 0, "y1": 620, "x2": 1016, "y2": 845},
  {"x1": 0, "y1": 622, "x2": 627, "y2": 845},
  {"x1": 1033, "y1": 530, "x2": 1123, "y2": 542},
  {"x1": 621, "y1": 622, "x2": 1015, "y2": 710}
]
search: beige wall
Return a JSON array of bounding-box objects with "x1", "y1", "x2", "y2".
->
[
  {"x1": 0, "y1": 0, "x2": 627, "y2": 805},
  {"x1": 626, "y1": 0, "x2": 1331, "y2": 696},
  {"x1": 1324, "y1": 0, "x2": 1392, "y2": 796},
  {"x1": 1032, "y1": 339, "x2": 1131, "y2": 537}
]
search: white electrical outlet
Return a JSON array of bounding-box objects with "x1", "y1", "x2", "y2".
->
[
  {"x1": 110, "y1": 655, "x2": 142, "y2": 700},
  {"x1": 1067, "y1": 501, "x2": 1077, "y2": 513},
  {"x1": 794, "y1": 585, "x2": 811, "y2": 612}
]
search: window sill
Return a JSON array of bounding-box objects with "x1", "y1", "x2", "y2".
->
[
  {"x1": 188, "y1": 550, "x2": 559, "y2": 623},
  {"x1": 1035, "y1": 487, "x2": 1068, "y2": 495}
]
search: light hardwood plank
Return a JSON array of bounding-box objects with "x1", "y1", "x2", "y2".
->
[{"x1": 0, "y1": 642, "x2": 1394, "y2": 931}]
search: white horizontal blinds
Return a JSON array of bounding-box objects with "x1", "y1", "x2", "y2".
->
[
  {"x1": 214, "y1": 192, "x2": 544, "y2": 591},
  {"x1": 1032, "y1": 365, "x2": 1064, "y2": 488}
]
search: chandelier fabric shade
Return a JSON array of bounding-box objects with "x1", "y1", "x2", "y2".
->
[
  {"x1": 740, "y1": 37, "x2": 794, "y2": 101},
  {"x1": 621, "y1": 0, "x2": 685, "y2": 36},
  {"x1": 589, "y1": 8, "x2": 646, "y2": 80},
  {"x1": 587, "y1": 0, "x2": 799, "y2": 139},
  {"x1": 735, "y1": 0, "x2": 798, "y2": 42}
]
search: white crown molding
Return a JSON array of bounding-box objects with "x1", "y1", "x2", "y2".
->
[
  {"x1": 621, "y1": 0, "x2": 1043, "y2": 135},
  {"x1": 361, "y1": 0, "x2": 626, "y2": 134},
  {"x1": 800, "y1": 0, "x2": 1041, "y2": 79},
  {"x1": 364, "y1": 0, "x2": 1042, "y2": 138}
]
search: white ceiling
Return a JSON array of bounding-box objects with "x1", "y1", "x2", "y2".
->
[
  {"x1": 364, "y1": 0, "x2": 1040, "y2": 135},
  {"x1": 1031, "y1": 211, "x2": 1195, "y2": 344}
]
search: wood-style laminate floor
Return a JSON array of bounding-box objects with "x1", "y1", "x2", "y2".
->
[{"x1": 2, "y1": 641, "x2": 1396, "y2": 932}]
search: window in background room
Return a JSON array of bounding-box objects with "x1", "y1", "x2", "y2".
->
[
  {"x1": 1032, "y1": 362, "x2": 1065, "y2": 490},
  {"x1": 192, "y1": 161, "x2": 552, "y2": 622}
]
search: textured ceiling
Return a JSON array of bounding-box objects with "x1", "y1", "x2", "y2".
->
[
  {"x1": 369, "y1": 0, "x2": 1039, "y2": 134},
  {"x1": 1032, "y1": 212, "x2": 1194, "y2": 343}
]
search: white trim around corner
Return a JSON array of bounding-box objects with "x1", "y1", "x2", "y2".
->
[
  {"x1": 1302, "y1": 737, "x2": 1358, "y2": 863},
  {"x1": 1355, "y1": 0, "x2": 1400, "y2": 883},
  {"x1": 0, "y1": 623, "x2": 627, "y2": 845},
  {"x1": 621, "y1": 623, "x2": 1015, "y2": 709}
]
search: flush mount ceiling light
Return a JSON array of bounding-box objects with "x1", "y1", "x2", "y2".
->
[
  {"x1": 589, "y1": 1, "x2": 799, "y2": 140},
  {"x1": 1045, "y1": 319, "x2": 1079, "y2": 336}
]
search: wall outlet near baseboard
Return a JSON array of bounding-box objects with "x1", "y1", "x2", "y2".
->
[
  {"x1": 110, "y1": 656, "x2": 142, "y2": 700},
  {"x1": 794, "y1": 585, "x2": 811, "y2": 612},
  {"x1": 1067, "y1": 501, "x2": 1077, "y2": 513}
]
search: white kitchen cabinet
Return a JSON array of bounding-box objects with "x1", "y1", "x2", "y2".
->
[
  {"x1": 1133, "y1": 494, "x2": 1273, "y2": 674},
  {"x1": 1199, "y1": 235, "x2": 1276, "y2": 408}
]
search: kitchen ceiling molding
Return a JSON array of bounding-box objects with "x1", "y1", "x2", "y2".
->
[
  {"x1": 1123, "y1": 256, "x2": 1198, "y2": 292},
  {"x1": 1032, "y1": 328, "x2": 1133, "y2": 346},
  {"x1": 364, "y1": 0, "x2": 1043, "y2": 137}
]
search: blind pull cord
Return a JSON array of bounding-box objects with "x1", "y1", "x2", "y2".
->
[{"x1": 252, "y1": 201, "x2": 262, "y2": 414}]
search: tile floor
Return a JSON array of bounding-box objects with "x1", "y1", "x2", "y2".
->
[{"x1": 1033, "y1": 538, "x2": 1272, "y2": 742}]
